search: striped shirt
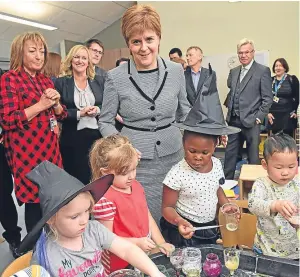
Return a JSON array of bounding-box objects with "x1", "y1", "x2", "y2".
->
[{"x1": 93, "y1": 180, "x2": 149, "y2": 274}]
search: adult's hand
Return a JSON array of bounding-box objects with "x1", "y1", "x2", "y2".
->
[
  {"x1": 38, "y1": 93, "x2": 55, "y2": 111},
  {"x1": 80, "y1": 107, "x2": 92, "y2": 117},
  {"x1": 44, "y1": 88, "x2": 60, "y2": 105},
  {"x1": 86, "y1": 106, "x2": 99, "y2": 117},
  {"x1": 290, "y1": 112, "x2": 297, "y2": 119},
  {"x1": 268, "y1": 113, "x2": 274, "y2": 125}
]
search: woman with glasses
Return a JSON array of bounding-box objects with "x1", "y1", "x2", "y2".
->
[{"x1": 55, "y1": 45, "x2": 104, "y2": 184}]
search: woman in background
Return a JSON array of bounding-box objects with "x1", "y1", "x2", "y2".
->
[
  {"x1": 55, "y1": 45, "x2": 104, "y2": 184},
  {"x1": 43, "y1": 52, "x2": 61, "y2": 83},
  {"x1": 267, "y1": 58, "x2": 299, "y2": 137}
]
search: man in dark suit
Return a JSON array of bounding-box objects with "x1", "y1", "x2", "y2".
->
[
  {"x1": 169, "y1": 47, "x2": 183, "y2": 61},
  {"x1": 224, "y1": 38, "x2": 273, "y2": 179},
  {"x1": 185, "y1": 46, "x2": 211, "y2": 106},
  {"x1": 85, "y1": 39, "x2": 107, "y2": 78}
]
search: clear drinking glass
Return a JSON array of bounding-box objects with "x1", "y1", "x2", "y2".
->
[
  {"x1": 224, "y1": 248, "x2": 240, "y2": 276},
  {"x1": 221, "y1": 203, "x2": 239, "y2": 231},
  {"x1": 288, "y1": 207, "x2": 300, "y2": 240},
  {"x1": 170, "y1": 248, "x2": 184, "y2": 277},
  {"x1": 182, "y1": 247, "x2": 202, "y2": 277}
]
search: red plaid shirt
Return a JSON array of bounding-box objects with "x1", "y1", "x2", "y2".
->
[{"x1": 0, "y1": 69, "x2": 67, "y2": 203}]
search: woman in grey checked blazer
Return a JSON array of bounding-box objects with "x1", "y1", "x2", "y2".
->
[{"x1": 98, "y1": 5, "x2": 191, "y2": 222}]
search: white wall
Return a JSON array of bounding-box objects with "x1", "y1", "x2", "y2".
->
[
  {"x1": 139, "y1": 1, "x2": 299, "y2": 107},
  {"x1": 92, "y1": 18, "x2": 127, "y2": 49},
  {"x1": 142, "y1": 1, "x2": 298, "y2": 75}
]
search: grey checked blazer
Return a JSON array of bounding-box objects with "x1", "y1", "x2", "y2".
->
[{"x1": 98, "y1": 57, "x2": 191, "y2": 159}]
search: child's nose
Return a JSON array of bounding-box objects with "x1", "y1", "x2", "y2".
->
[{"x1": 281, "y1": 170, "x2": 289, "y2": 176}]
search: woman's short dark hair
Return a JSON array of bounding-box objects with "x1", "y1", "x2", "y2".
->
[
  {"x1": 116, "y1": 58, "x2": 130, "y2": 67},
  {"x1": 272, "y1": 58, "x2": 289, "y2": 73},
  {"x1": 182, "y1": 130, "x2": 219, "y2": 145},
  {"x1": 263, "y1": 133, "x2": 297, "y2": 161}
]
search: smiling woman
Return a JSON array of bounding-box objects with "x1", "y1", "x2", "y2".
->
[
  {"x1": 0, "y1": 31, "x2": 67, "y2": 239},
  {"x1": 98, "y1": 4, "x2": 191, "y2": 223},
  {"x1": 55, "y1": 45, "x2": 105, "y2": 184}
]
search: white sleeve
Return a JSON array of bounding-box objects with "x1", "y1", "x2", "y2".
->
[{"x1": 163, "y1": 163, "x2": 182, "y2": 191}]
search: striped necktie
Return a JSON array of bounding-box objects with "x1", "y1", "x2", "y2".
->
[{"x1": 240, "y1": 67, "x2": 247, "y2": 82}]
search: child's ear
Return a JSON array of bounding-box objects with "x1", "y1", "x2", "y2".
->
[
  {"x1": 100, "y1": 167, "x2": 111, "y2": 176},
  {"x1": 261, "y1": 159, "x2": 268, "y2": 170}
]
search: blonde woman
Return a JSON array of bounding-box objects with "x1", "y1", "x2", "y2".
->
[
  {"x1": 0, "y1": 31, "x2": 66, "y2": 236},
  {"x1": 55, "y1": 45, "x2": 104, "y2": 184}
]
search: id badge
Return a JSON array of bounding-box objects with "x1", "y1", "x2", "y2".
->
[
  {"x1": 273, "y1": 96, "x2": 279, "y2": 103},
  {"x1": 50, "y1": 116, "x2": 59, "y2": 134}
]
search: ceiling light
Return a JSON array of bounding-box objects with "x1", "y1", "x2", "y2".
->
[{"x1": 0, "y1": 12, "x2": 57, "y2": 31}]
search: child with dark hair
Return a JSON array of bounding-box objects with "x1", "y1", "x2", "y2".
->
[
  {"x1": 160, "y1": 61, "x2": 241, "y2": 247},
  {"x1": 249, "y1": 133, "x2": 299, "y2": 259},
  {"x1": 161, "y1": 130, "x2": 230, "y2": 247}
]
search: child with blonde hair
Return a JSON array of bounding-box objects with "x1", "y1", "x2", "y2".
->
[
  {"x1": 249, "y1": 133, "x2": 299, "y2": 259},
  {"x1": 17, "y1": 161, "x2": 164, "y2": 277},
  {"x1": 90, "y1": 135, "x2": 174, "y2": 274}
]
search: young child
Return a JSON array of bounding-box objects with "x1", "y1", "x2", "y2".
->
[
  {"x1": 248, "y1": 133, "x2": 299, "y2": 259},
  {"x1": 90, "y1": 135, "x2": 174, "y2": 274},
  {"x1": 161, "y1": 130, "x2": 231, "y2": 247},
  {"x1": 17, "y1": 161, "x2": 164, "y2": 277},
  {"x1": 160, "y1": 63, "x2": 241, "y2": 247}
]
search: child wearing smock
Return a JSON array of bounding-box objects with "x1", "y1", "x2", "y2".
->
[{"x1": 249, "y1": 133, "x2": 300, "y2": 259}]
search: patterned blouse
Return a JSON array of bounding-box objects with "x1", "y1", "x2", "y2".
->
[
  {"x1": 0, "y1": 69, "x2": 67, "y2": 203},
  {"x1": 248, "y1": 176, "x2": 299, "y2": 259}
]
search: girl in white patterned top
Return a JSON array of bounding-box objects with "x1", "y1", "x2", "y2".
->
[
  {"x1": 161, "y1": 130, "x2": 231, "y2": 247},
  {"x1": 248, "y1": 133, "x2": 299, "y2": 259}
]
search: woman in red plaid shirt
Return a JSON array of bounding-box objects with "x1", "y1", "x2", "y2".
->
[{"x1": 0, "y1": 32, "x2": 67, "y2": 238}]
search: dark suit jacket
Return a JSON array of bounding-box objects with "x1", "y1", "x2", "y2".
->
[
  {"x1": 95, "y1": 66, "x2": 107, "y2": 78},
  {"x1": 226, "y1": 61, "x2": 273, "y2": 128},
  {"x1": 54, "y1": 75, "x2": 104, "y2": 146},
  {"x1": 185, "y1": 67, "x2": 210, "y2": 106}
]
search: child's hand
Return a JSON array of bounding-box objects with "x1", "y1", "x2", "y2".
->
[
  {"x1": 222, "y1": 203, "x2": 241, "y2": 222},
  {"x1": 273, "y1": 200, "x2": 297, "y2": 219},
  {"x1": 177, "y1": 218, "x2": 194, "y2": 239},
  {"x1": 136, "y1": 237, "x2": 156, "y2": 252},
  {"x1": 150, "y1": 271, "x2": 166, "y2": 277},
  {"x1": 157, "y1": 242, "x2": 175, "y2": 257}
]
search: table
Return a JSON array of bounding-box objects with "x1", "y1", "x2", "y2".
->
[
  {"x1": 150, "y1": 244, "x2": 299, "y2": 277},
  {"x1": 238, "y1": 165, "x2": 300, "y2": 200},
  {"x1": 238, "y1": 165, "x2": 267, "y2": 200}
]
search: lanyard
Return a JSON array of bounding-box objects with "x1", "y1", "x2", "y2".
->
[{"x1": 272, "y1": 74, "x2": 287, "y2": 95}]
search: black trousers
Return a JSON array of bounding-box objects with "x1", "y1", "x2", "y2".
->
[
  {"x1": 60, "y1": 128, "x2": 101, "y2": 185},
  {"x1": 160, "y1": 217, "x2": 219, "y2": 248},
  {"x1": 24, "y1": 202, "x2": 42, "y2": 233},
  {"x1": 0, "y1": 144, "x2": 22, "y2": 245},
  {"x1": 224, "y1": 116, "x2": 261, "y2": 180}
]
